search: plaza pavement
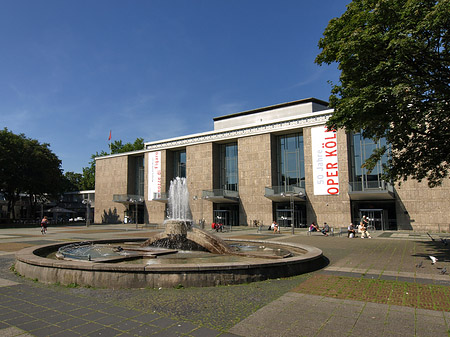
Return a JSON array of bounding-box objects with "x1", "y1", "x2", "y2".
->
[{"x1": 0, "y1": 224, "x2": 449, "y2": 336}]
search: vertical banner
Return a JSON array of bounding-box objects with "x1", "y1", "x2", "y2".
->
[
  {"x1": 148, "y1": 151, "x2": 162, "y2": 200},
  {"x1": 311, "y1": 126, "x2": 339, "y2": 195}
]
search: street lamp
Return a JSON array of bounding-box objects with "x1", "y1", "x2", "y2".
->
[
  {"x1": 82, "y1": 199, "x2": 91, "y2": 227},
  {"x1": 281, "y1": 192, "x2": 301, "y2": 234}
]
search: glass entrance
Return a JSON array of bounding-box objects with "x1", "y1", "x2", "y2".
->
[
  {"x1": 213, "y1": 204, "x2": 238, "y2": 228},
  {"x1": 359, "y1": 209, "x2": 386, "y2": 231},
  {"x1": 275, "y1": 202, "x2": 306, "y2": 228}
]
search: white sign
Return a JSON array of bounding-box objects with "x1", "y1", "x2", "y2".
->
[
  {"x1": 311, "y1": 126, "x2": 339, "y2": 195},
  {"x1": 148, "y1": 151, "x2": 162, "y2": 200}
]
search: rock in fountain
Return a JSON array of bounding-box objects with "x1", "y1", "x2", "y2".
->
[{"x1": 143, "y1": 177, "x2": 234, "y2": 254}]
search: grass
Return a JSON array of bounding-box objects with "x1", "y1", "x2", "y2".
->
[{"x1": 293, "y1": 274, "x2": 450, "y2": 311}]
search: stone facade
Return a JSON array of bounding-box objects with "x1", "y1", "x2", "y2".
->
[
  {"x1": 395, "y1": 179, "x2": 450, "y2": 232},
  {"x1": 93, "y1": 98, "x2": 450, "y2": 232},
  {"x1": 237, "y1": 134, "x2": 273, "y2": 227},
  {"x1": 186, "y1": 143, "x2": 214, "y2": 225},
  {"x1": 94, "y1": 155, "x2": 129, "y2": 224}
]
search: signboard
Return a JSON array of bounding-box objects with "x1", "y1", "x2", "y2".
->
[
  {"x1": 311, "y1": 126, "x2": 339, "y2": 195},
  {"x1": 148, "y1": 151, "x2": 162, "y2": 200}
]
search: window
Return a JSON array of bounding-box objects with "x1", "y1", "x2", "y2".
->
[
  {"x1": 220, "y1": 143, "x2": 238, "y2": 191},
  {"x1": 350, "y1": 133, "x2": 389, "y2": 188},
  {"x1": 173, "y1": 150, "x2": 186, "y2": 178},
  {"x1": 135, "y1": 156, "x2": 144, "y2": 196},
  {"x1": 277, "y1": 133, "x2": 305, "y2": 189}
]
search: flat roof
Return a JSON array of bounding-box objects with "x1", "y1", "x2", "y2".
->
[{"x1": 213, "y1": 97, "x2": 329, "y2": 122}]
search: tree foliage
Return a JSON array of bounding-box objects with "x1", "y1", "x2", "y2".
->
[
  {"x1": 0, "y1": 128, "x2": 66, "y2": 218},
  {"x1": 315, "y1": 0, "x2": 450, "y2": 187}
]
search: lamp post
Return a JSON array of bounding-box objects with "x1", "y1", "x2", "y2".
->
[
  {"x1": 281, "y1": 192, "x2": 301, "y2": 234},
  {"x1": 82, "y1": 199, "x2": 91, "y2": 227}
]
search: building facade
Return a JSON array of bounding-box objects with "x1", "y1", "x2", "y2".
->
[{"x1": 94, "y1": 98, "x2": 450, "y2": 232}]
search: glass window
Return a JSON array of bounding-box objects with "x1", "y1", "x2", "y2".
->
[
  {"x1": 220, "y1": 143, "x2": 238, "y2": 191},
  {"x1": 135, "y1": 156, "x2": 144, "y2": 196},
  {"x1": 277, "y1": 133, "x2": 305, "y2": 189},
  {"x1": 350, "y1": 133, "x2": 389, "y2": 188},
  {"x1": 173, "y1": 150, "x2": 186, "y2": 178}
]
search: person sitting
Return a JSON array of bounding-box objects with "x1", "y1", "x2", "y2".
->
[
  {"x1": 273, "y1": 222, "x2": 280, "y2": 234},
  {"x1": 321, "y1": 222, "x2": 330, "y2": 236},
  {"x1": 270, "y1": 221, "x2": 276, "y2": 231},
  {"x1": 358, "y1": 221, "x2": 371, "y2": 238},
  {"x1": 348, "y1": 223, "x2": 356, "y2": 238},
  {"x1": 309, "y1": 222, "x2": 320, "y2": 233}
]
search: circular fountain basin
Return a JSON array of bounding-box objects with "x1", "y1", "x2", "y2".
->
[{"x1": 15, "y1": 238, "x2": 324, "y2": 289}]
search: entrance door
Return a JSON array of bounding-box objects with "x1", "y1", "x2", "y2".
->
[
  {"x1": 213, "y1": 204, "x2": 238, "y2": 228},
  {"x1": 214, "y1": 210, "x2": 228, "y2": 227},
  {"x1": 275, "y1": 203, "x2": 306, "y2": 228},
  {"x1": 359, "y1": 209, "x2": 385, "y2": 231}
]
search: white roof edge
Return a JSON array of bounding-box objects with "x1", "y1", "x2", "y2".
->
[
  {"x1": 144, "y1": 108, "x2": 334, "y2": 148},
  {"x1": 95, "y1": 149, "x2": 148, "y2": 161}
]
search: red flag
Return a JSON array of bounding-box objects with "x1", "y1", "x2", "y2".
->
[{"x1": 108, "y1": 130, "x2": 111, "y2": 141}]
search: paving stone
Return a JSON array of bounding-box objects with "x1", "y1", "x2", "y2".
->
[
  {"x1": 79, "y1": 310, "x2": 109, "y2": 321},
  {"x1": 50, "y1": 329, "x2": 82, "y2": 337},
  {"x1": 150, "y1": 316, "x2": 176, "y2": 329},
  {"x1": 109, "y1": 318, "x2": 142, "y2": 331},
  {"x1": 75, "y1": 322, "x2": 105, "y2": 335},
  {"x1": 131, "y1": 312, "x2": 160, "y2": 323},
  {"x1": 187, "y1": 326, "x2": 222, "y2": 337},
  {"x1": 127, "y1": 323, "x2": 161, "y2": 336},
  {"x1": 29, "y1": 324, "x2": 64, "y2": 337},
  {"x1": 56, "y1": 317, "x2": 88, "y2": 329},
  {"x1": 160, "y1": 321, "x2": 197, "y2": 335},
  {"x1": 94, "y1": 314, "x2": 124, "y2": 326},
  {"x1": 42, "y1": 312, "x2": 73, "y2": 324},
  {"x1": 0, "y1": 326, "x2": 33, "y2": 337},
  {"x1": 86, "y1": 326, "x2": 123, "y2": 336},
  {"x1": 0, "y1": 321, "x2": 10, "y2": 329}
]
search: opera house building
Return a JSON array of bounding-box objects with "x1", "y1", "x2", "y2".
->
[{"x1": 94, "y1": 98, "x2": 449, "y2": 232}]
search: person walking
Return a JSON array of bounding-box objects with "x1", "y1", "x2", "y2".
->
[{"x1": 40, "y1": 216, "x2": 48, "y2": 235}]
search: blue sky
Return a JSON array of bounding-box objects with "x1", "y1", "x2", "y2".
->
[{"x1": 0, "y1": 0, "x2": 349, "y2": 174}]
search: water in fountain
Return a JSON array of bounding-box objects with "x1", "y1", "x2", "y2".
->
[
  {"x1": 167, "y1": 177, "x2": 191, "y2": 221},
  {"x1": 143, "y1": 177, "x2": 233, "y2": 254}
]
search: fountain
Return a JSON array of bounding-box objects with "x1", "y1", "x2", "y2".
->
[
  {"x1": 142, "y1": 177, "x2": 234, "y2": 254},
  {"x1": 14, "y1": 178, "x2": 324, "y2": 288}
]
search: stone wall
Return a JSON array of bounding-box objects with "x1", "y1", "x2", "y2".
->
[
  {"x1": 94, "y1": 155, "x2": 129, "y2": 224},
  {"x1": 238, "y1": 134, "x2": 273, "y2": 226},
  {"x1": 395, "y1": 178, "x2": 450, "y2": 232},
  {"x1": 186, "y1": 143, "x2": 214, "y2": 225}
]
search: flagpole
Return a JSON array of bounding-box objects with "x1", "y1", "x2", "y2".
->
[{"x1": 108, "y1": 130, "x2": 112, "y2": 155}]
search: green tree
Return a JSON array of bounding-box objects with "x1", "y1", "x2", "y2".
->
[
  {"x1": 315, "y1": 0, "x2": 450, "y2": 187},
  {"x1": 64, "y1": 171, "x2": 83, "y2": 191},
  {"x1": 0, "y1": 128, "x2": 66, "y2": 219},
  {"x1": 80, "y1": 138, "x2": 144, "y2": 190}
]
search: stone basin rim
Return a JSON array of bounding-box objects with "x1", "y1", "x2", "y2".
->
[
  {"x1": 14, "y1": 237, "x2": 324, "y2": 288},
  {"x1": 15, "y1": 238, "x2": 322, "y2": 271}
]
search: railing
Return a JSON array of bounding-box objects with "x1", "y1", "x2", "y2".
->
[
  {"x1": 348, "y1": 181, "x2": 394, "y2": 193},
  {"x1": 202, "y1": 189, "x2": 239, "y2": 199},
  {"x1": 264, "y1": 183, "x2": 306, "y2": 197},
  {"x1": 113, "y1": 194, "x2": 144, "y2": 203},
  {"x1": 152, "y1": 192, "x2": 168, "y2": 200}
]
